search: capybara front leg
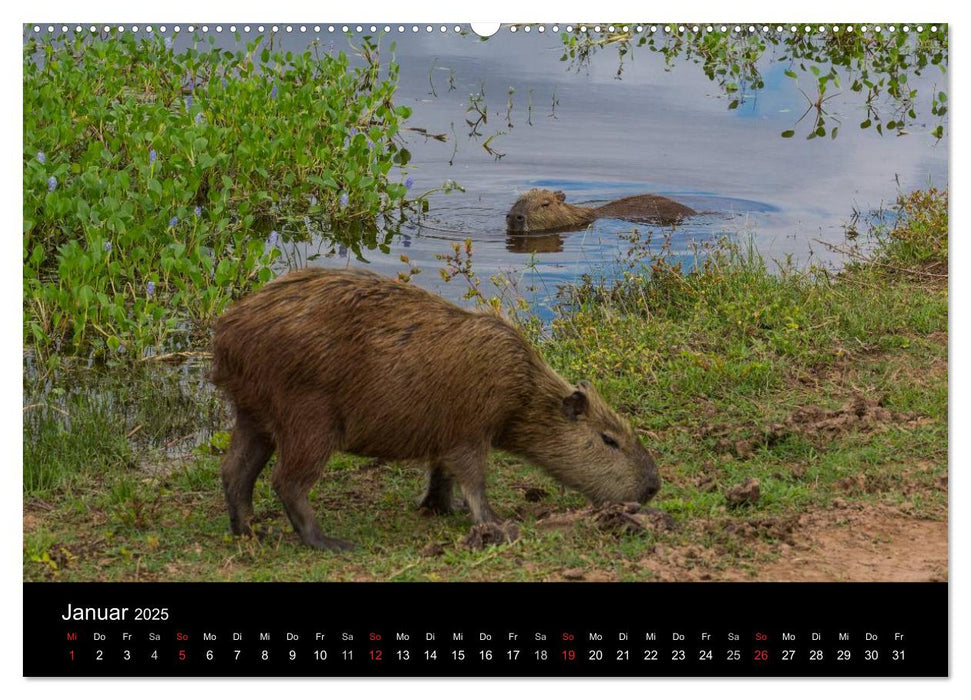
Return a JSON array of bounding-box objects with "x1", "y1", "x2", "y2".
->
[
  {"x1": 446, "y1": 447, "x2": 519, "y2": 545},
  {"x1": 444, "y1": 447, "x2": 499, "y2": 525},
  {"x1": 271, "y1": 437, "x2": 352, "y2": 551},
  {"x1": 419, "y1": 461, "x2": 457, "y2": 514},
  {"x1": 221, "y1": 412, "x2": 274, "y2": 537}
]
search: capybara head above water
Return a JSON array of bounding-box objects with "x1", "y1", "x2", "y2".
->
[
  {"x1": 211, "y1": 268, "x2": 661, "y2": 550},
  {"x1": 507, "y1": 188, "x2": 697, "y2": 233},
  {"x1": 506, "y1": 188, "x2": 597, "y2": 233}
]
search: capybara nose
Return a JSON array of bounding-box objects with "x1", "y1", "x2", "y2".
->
[{"x1": 640, "y1": 476, "x2": 661, "y2": 503}]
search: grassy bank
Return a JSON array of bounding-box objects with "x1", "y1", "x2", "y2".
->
[{"x1": 23, "y1": 190, "x2": 947, "y2": 582}]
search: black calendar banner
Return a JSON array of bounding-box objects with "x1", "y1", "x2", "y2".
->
[{"x1": 24, "y1": 582, "x2": 947, "y2": 677}]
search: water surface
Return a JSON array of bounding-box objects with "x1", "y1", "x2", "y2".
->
[{"x1": 179, "y1": 28, "x2": 951, "y2": 307}]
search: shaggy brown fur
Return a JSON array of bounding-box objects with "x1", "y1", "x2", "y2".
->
[
  {"x1": 506, "y1": 189, "x2": 696, "y2": 233},
  {"x1": 211, "y1": 268, "x2": 660, "y2": 550}
]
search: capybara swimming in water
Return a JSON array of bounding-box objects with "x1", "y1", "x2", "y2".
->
[
  {"x1": 211, "y1": 268, "x2": 661, "y2": 550},
  {"x1": 506, "y1": 188, "x2": 696, "y2": 233}
]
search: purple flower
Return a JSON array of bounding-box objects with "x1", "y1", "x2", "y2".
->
[
  {"x1": 221, "y1": 77, "x2": 227, "y2": 90},
  {"x1": 46, "y1": 176, "x2": 57, "y2": 192},
  {"x1": 149, "y1": 149, "x2": 157, "y2": 165},
  {"x1": 169, "y1": 216, "x2": 179, "y2": 227},
  {"x1": 37, "y1": 152, "x2": 46, "y2": 164},
  {"x1": 194, "y1": 206, "x2": 202, "y2": 218},
  {"x1": 270, "y1": 83, "x2": 278, "y2": 100},
  {"x1": 366, "y1": 138, "x2": 374, "y2": 149},
  {"x1": 146, "y1": 281, "x2": 156, "y2": 297},
  {"x1": 349, "y1": 127, "x2": 358, "y2": 137},
  {"x1": 184, "y1": 95, "x2": 193, "y2": 111},
  {"x1": 103, "y1": 241, "x2": 112, "y2": 253},
  {"x1": 339, "y1": 192, "x2": 349, "y2": 209},
  {"x1": 267, "y1": 230, "x2": 279, "y2": 247},
  {"x1": 404, "y1": 176, "x2": 414, "y2": 190},
  {"x1": 194, "y1": 112, "x2": 203, "y2": 125},
  {"x1": 164, "y1": 37, "x2": 172, "y2": 50}
]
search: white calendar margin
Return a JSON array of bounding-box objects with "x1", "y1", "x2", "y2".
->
[{"x1": 3, "y1": 0, "x2": 962, "y2": 697}]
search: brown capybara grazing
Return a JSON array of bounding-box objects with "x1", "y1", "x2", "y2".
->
[
  {"x1": 506, "y1": 188, "x2": 697, "y2": 233},
  {"x1": 211, "y1": 268, "x2": 661, "y2": 551}
]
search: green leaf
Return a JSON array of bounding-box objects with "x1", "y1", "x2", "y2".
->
[{"x1": 215, "y1": 258, "x2": 232, "y2": 286}]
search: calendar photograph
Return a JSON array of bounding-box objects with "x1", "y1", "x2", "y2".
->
[{"x1": 23, "y1": 22, "x2": 948, "y2": 587}]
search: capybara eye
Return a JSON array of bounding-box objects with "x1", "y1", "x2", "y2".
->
[{"x1": 601, "y1": 433, "x2": 620, "y2": 449}]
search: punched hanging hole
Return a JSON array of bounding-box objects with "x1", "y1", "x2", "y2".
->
[{"x1": 471, "y1": 23, "x2": 501, "y2": 37}]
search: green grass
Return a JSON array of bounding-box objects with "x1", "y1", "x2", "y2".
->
[{"x1": 23, "y1": 190, "x2": 948, "y2": 582}]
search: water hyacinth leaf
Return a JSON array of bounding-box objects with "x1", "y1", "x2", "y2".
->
[
  {"x1": 214, "y1": 258, "x2": 232, "y2": 286},
  {"x1": 393, "y1": 148, "x2": 412, "y2": 166}
]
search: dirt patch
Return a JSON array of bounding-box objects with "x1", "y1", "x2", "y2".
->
[
  {"x1": 536, "y1": 503, "x2": 676, "y2": 535},
  {"x1": 554, "y1": 567, "x2": 617, "y2": 582},
  {"x1": 742, "y1": 506, "x2": 947, "y2": 582},
  {"x1": 764, "y1": 395, "x2": 931, "y2": 445},
  {"x1": 702, "y1": 394, "x2": 931, "y2": 455},
  {"x1": 642, "y1": 505, "x2": 946, "y2": 582},
  {"x1": 725, "y1": 477, "x2": 761, "y2": 506}
]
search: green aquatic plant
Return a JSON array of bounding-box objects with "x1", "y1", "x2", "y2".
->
[
  {"x1": 24, "y1": 29, "x2": 418, "y2": 363},
  {"x1": 560, "y1": 24, "x2": 948, "y2": 140}
]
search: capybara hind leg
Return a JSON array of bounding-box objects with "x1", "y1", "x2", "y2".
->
[
  {"x1": 419, "y1": 462, "x2": 456, "y2": 514},
  {"x1": 271, "y1": 438, "x2": 353, "y2": 551},
  {"x1": 221, "y1": 413, "x2": 274, "y2": 537},
  {"x1": 443, "y1": 447, "x2": 499, "y2": 525}
]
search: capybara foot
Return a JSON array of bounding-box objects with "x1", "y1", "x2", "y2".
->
[
  {"x1": 233, "y1": 521, "x2": 280, "y2": 542},
  {"x1": 462, "y1": 520, "x2": 520, "y2": 549},
  {"x1": 418, "y1": 495, "x2": 469, "y2": 515}
]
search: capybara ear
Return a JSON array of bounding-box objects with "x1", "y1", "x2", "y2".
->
[
  {"x1": 553, "y1": 190, "x2": 566, "y2": 202},
  {"x1": 577, "y1": 380, "x2": 593, "y2": 390},
  {"x1": 561, "y1": 390, "x2": 589, "y2": 421}
]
